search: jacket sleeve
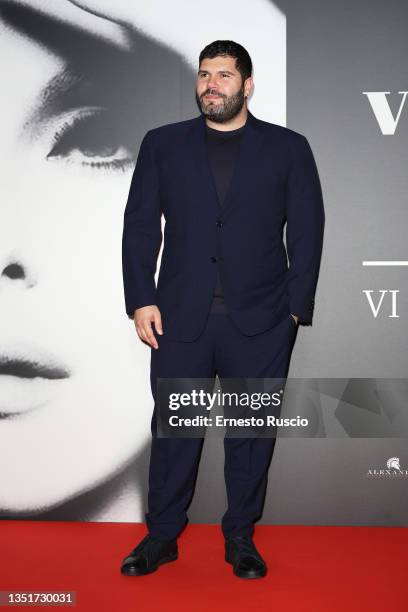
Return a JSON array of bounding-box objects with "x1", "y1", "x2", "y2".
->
[
  {"x1": 122, "y1": 130, "x2": 162, "y2": 319},
  {"x1": 285, "y1": 135, "x2": 325, "y2": 324}
]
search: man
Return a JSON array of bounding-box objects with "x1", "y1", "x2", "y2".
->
[{"x1": 121, "y1": 40, "x2": 325, "y2": 579}]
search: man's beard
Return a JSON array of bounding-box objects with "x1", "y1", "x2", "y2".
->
[{"x1": 196, "y1": 85, "x2": 245, "y2": 123}]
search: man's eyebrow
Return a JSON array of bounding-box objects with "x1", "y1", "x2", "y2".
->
[{"x1": 198, "y1": 69, "x2": 235, "y2": 75}]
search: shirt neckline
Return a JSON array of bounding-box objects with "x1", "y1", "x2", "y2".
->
[{"x1": 206, "y1": 123, "x2": 247, "y2": 136}]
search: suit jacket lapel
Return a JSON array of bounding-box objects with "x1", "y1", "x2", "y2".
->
[{"x1": 188, "y1": 109, "x2": 265, "y2": 218}]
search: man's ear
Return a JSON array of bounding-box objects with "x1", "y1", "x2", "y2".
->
[{"x1": 244, "y1": 75, "x2": 254, "y2": 98}]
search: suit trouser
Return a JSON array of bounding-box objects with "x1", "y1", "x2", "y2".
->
[{"x1": 145, "y1": 311, "x2": 298, "y2": 541}]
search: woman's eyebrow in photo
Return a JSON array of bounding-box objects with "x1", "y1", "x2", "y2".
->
[
  {"x1": 0, "y1": 1, "x2": 145, "y2": 136},
  {"x1": 1, "y1": 0, "x2": 197, "y2": 144},
  {"x1": 0, "y1": 0, "x2": 130, "y2": 51}
]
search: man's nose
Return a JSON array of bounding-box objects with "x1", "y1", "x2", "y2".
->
[
  {"x1": 207, "y1": 78, "x2": 220, "y2": 92},
  {"x1": 207, "y1": 86, "x2": 220, "y2": 95}
]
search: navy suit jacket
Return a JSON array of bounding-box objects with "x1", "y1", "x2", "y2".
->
[{"x1": 122, "y1": 110, "x2": 325, "y2": 342}]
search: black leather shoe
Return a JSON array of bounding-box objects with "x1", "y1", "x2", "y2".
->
[
  {"x1": 225, "y1": 535, "x2": 267, "y2": 579},
  {"x1": 121, "y1": 534, "x2": 178, "y2": 576}
]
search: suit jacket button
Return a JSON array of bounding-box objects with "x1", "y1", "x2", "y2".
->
[
  {"x1": 216, "y1": 219, "x2": 223, "y2": 227},
  {"x1": 210, "y1": 256, "x2": 217, "y2": 263}
]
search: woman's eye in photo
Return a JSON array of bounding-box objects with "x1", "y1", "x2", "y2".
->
[{"x1": 46, "y1": 108, "x2": 136, "y2": 171}]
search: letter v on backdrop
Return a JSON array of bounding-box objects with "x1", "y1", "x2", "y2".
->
[{"x1": 362, "y1": 91, "x2": 408, "y2": 134}]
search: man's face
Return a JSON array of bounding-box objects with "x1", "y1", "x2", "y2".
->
[{"x1": 195, "y1": 55, "x2": 252, "y2": 123}]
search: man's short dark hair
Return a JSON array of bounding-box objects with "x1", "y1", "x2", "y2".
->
[{"x1": 199, "y1": 40, "x2": 252, "y2": 84}]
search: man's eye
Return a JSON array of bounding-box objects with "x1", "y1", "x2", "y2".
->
[{"x1": 47, "y1": 109, "x2": 136, "y2": 172}]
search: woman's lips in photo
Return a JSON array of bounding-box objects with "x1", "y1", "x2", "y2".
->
[{"x1": 0, "y1": 348, "x2": 71, "y2": 418}]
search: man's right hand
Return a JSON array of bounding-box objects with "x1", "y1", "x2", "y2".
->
[{"x1": 133, "y1": 305, "x2": 163, "y2": 349}]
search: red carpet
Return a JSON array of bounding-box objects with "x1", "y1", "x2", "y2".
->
[{"x1": 1, "y1": 521, "x2": 406, "y2": 611}]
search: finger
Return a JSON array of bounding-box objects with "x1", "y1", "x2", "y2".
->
[
  {"x1": 136, "y1": 323, "x2": 152, "y2": 346},
  {"x1": 154, "y1": 312, "x2": 163, "y2": 335},
  {"x1": 136, "y1": 325, "x2": 147, "y2": 344},
  {"x1": 142, "y1": 320, "x2": 158, "y2": 349}
]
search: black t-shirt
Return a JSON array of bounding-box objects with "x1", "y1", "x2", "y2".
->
[
  {"x1": 205, "y1": 123, "x2": 246, "y2": 311},
  {"x1": 206, "y1": 123, "x2": 246, "y2": 205}
]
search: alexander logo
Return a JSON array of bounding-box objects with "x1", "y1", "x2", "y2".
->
[{"x1": 367, "y1": 457, "x2": 408, "y2": 478}]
